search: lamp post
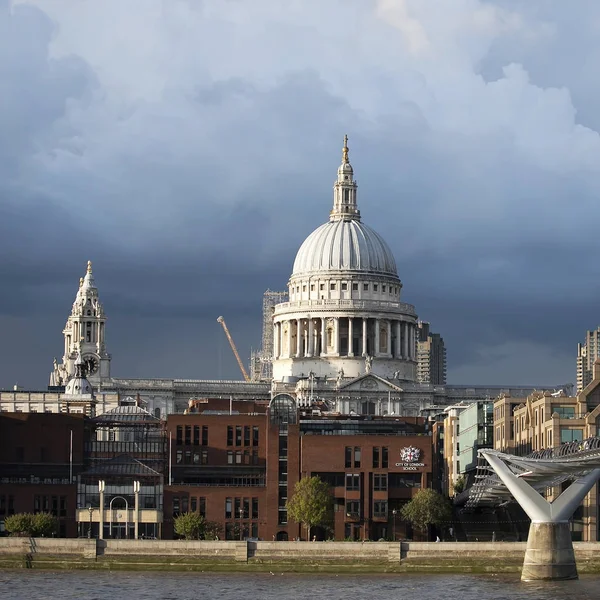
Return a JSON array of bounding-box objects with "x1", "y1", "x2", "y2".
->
[
  {"x1": 88, "y1": 505, "x2": 93, "y2": 539},
  {"x1": 239, "y1": 507, "x2": 244, "y2": 541},
  {"x1": 392, "y1": 509, "x2": 397, "y2": 541}
]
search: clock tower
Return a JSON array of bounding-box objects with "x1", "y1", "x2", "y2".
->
[{"x1": 50, "y1": 261, "x2": 111, "y2": 387}]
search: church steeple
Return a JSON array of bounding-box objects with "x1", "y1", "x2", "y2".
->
[
  {"x1": 330, "y1": 135, "x2": 360, "y2": 222},
  {"x1": 50, "y1": 261, "x2": 111, "y2": 387}
]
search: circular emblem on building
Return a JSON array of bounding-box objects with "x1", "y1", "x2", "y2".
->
[{"x1": 400, "y1": 446, "x2": 421, "y2": 463}]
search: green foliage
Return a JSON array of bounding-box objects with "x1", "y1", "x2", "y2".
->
[
  {"x1": 286, "y1": 476, "x2": 333, "y2": 539},
  {"x1": 400, "y1": 489, "x2": 452, "y2": 532},
  {"x1": 4, "y1": 513, "x2": 58, "y2": 537},
  {"x1": 32, "y1": 512, "x2": 58, "y2": 537},
  {"x1": 202, "y1": 520, "x2": 223, "y2": 540},
  {"x1": 173, "y1": 512, "x2": 206, "y2": 540},
  {"x1": 453, "y1": 475, "x2": 466, "y2": 495}
]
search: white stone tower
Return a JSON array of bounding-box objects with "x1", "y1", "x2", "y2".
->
[
  {"x1": 50, "y1": 261, "x2": 111, "y2": 387},
  {"x1": 272, "y1": 136, "x2": 418, "y2": 383}
]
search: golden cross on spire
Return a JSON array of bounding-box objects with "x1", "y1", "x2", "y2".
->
[{"x1": 342, "y1": 134, "x2": 349, "y2": 164}]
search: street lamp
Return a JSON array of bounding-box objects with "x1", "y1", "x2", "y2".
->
[
  {"x1": 239, "y1": 508, "x2": 244, "y2": 541},
  {"x1": 392, "y1": 509, "x2": 397, "y2": 541},
  {"x1": 88, "y1": 505, "x2": 93, "y2": 539}
]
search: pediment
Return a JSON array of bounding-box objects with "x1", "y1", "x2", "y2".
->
[{"x1": 338, "y1": 373, "x2": 403, "y2": 393}]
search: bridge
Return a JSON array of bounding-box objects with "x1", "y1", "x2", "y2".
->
[{"x1": 456, "y1": 437, "x2": 600, "y2": 581}]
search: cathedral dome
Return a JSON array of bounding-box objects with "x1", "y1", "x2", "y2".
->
[
  {"x1": 292, "y1": 218, "x2": 397, "y2": 277},
  {"x1": 291, "y1": 135, "x2": 398, "y2": 279}
]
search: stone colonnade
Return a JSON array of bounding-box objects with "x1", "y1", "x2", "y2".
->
[{"x1": 273, "y1": 316, "x2": 416, "y2": 360}]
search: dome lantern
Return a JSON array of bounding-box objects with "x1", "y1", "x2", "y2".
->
[{"x1": 330, "y1": 135, "x2": 360, "y2": 222}]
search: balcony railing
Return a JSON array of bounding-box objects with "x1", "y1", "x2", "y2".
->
[{"x1": 274, "y1": 299, "x2": 416, "y2": 316}]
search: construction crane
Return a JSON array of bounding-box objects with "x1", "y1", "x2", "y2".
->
[{"x1": 217, "y1": 316, "x2": 251, "y2": 382}]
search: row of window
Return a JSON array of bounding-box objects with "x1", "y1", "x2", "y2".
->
[
  {"x1": 227, "y1": 426, "x2": 260, "y2": 447},
  {"x1": 224, "y1": 497, "x2": 259, "y2": 520},
  {"x1": 293, "y1": 283, "x2": 399, "y2": 294},
  {"x1": 313, "y1": 471, "x2": 422, "y2": 489},
  {"x1": 175, "y1": 425, "x2": 208, "y2": 446},
  {"x1": 172, "y1": 495, "x2": 206, "y2": 517},
  {"x1": 342, "y1": 500, "x2": 388, "y2": 519},
  {"x1": 344, "y1": 446, "x2": 389, "y2": 469},
  {"x1": 34, "y1": 495, "x2": 68, "y2": 518},
  {"x1": 175, "y1": 449, "x2": 208, "y2": 465},
  {"x1": 227, "y1": 450, "x2": 260, "y2": 465}
]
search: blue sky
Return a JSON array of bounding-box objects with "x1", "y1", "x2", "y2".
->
[{"x1": 2, "y1": 0, "x2": 600, "y2": 389}]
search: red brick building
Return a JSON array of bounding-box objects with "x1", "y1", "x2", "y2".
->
[
  {"x1": 164, "y1": 395, "x2": 434, "y2": 541},
  {"x1": 0, "y1": 413, "x2": 89, "y2": 537}
]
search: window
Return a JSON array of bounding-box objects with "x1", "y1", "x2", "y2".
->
[
  {"x1": 199, "y1": 497, "x2": 206, "y2": 518},
  {"x1": 363, "y1": 283, "x2": 369, "y2": 291},
  {"x1": 302, "y1": 285, "x2": 306, "y2": 292},
  {"x1": 345, "y1": 474, "x2": 360, "y2": 491},
  {"x1": 185, "y1": 426, "x2": 191, "y2": 445},
  {"x1": 341, "y1": 283, "x2": 347, "y2": 290},
  {"x1": 311, "y1": 284, "x2": 315, "y2": 291},
  {"x1": 345, "y1": 446, "x2": 352, "y2": 468},
  {"x1": 373, "y1": 447, "x2": 380, "y2": 468},
  {"x1": 320, "y1": 284, "x2": 325, "y2": 291},
  {"x1": 346, "y1": 500, "x2": 360, "y2": 516},
  {"x1": 181, "y1": 497, "x2": 189, "y2": 513},
  {"x1": 201, "y1": 450, "x2": 208, "y2": 465},
  {"x1": 227, "y1": 426, "x2": 233, "y2": 446},
  {"x1": 330, "y1": 283, "x2": 336, "y2": 290},
  {"x1": 193, "y1": 426, "x2": 200, "y2": 446},
  {"x1": 236, "y1": 426, "x2": 242, "y2": 446},
  {"x1": 243, "y1": 497, "x2": 250, "y2": 519},
  {"x1": 225, "y1": 498, "x2": 232, "y2": 519},
  {"x1": 185, "y1": 450, "x2": 191, "y2": 464},
  {"x1": 252, "y1": 450, "x2": 259, "y2": 465},
  {"x1": 382, "y1": 285, "x2": 386, "y2": 292},
  {"x1": 252, "y1": 426, "x2": 259, "y2": 447},
  {"x1": 176, "y1": 450, "x2": 183, "y2": 464},
  {"x1": 354, "y1": 447, "x2": 361, "y2": 468},
  {"x1": 173, "y1": 497, "x2": 180, "y2": 517},
  {"x1": 202, "y1": 426, "x2": 208, "y2": 446},
  {"x1": 227, "y1": 451, "x2": 233, "y2": 464},
  {"x1": 373, "y1": 501, "x2": 387, "y2": 518},
  {"x1": 352, "y1": 283, "x2": 358, "y2": 291},
  {"x1": 191, "y1": 497, "x2": 197, "y2": 512},
  {"x1": 374, "y1": 474, "x2": 388, "y2": 491},
  {"x1": 252, "y1": 497, "x2": 259, "y2": 520},
  {"x1": 235, "y1": 451, "x2": 242, "y2": 464},
  {"x1": 554, "y1": 406, "x2": 576, "y2": 418},
  {"x1": 176, "y1": 426, "x2": 183, "y2": 445},
  {"x1": 389, "y1": 473, "x2": 421, "y2": 488},
  {"x1": 244, "y1": 426, "x2": 250, "y2": 447},
  {"x1": 382, "y1": 447, "x2": 388, "y2": 468},
  {"x1": 373, "y1": 284, "x2": 378, "y2": 292},
  {"x1": 560, "y1": 428, "x2": 583, "y2": 443}
]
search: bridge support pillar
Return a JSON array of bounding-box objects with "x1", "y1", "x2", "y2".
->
[
  {"x1": 522, "y1": 521, "x2": 577, "y2": 581},
  {"x1": 483, "y1": 453, "x2": 600, "y2": 581}
]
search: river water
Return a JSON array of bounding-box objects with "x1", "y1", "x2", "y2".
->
[{"x1": 1, "y1": 572, "x2": 599, "y2": 600}]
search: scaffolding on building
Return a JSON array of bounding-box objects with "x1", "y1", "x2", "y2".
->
[{"x1": 250, "y1": 289, "x2": 288, "y2": 382}]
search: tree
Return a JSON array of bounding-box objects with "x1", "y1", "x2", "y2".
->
[
  {"x1": 32, "y1": 513, "x2": 58, "y2": 537},
  {"x1": 174, "y1": 512, "x2": 206, "y2": 540},
  {"x1": 4, "y1": 513, "x2": 58, "y2": 537},
  {"x1": 401, "y1": 489, "x2": 452, "y2": 535},
  {"x1": 453, "y1": 475, "x2": 466, "y2": 495},
  {"x1": 4, "y1": 514, "x2": 34, "y2": 537},
  {"x1": 286, "y1": 475, "x2": 333, "y2": 540}
]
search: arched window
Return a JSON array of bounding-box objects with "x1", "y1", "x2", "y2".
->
[
  {"x1": 269, "y1": 394, "x2": 297, "y2": 426},
  {"x1": 154, "y1": 407, "x2": 161, "y2": 419}
]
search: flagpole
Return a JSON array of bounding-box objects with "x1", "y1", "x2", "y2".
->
[
  {"x1": 169, "y1": 431, "x2": 172, "y2": 486},
  {"x1": 69, "y1": 429, "x2": 73, "y2": 483}
]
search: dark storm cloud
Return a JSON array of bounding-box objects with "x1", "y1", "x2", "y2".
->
[{"x1": 2, "y1": 0, "x2": 600, "y2": 388}]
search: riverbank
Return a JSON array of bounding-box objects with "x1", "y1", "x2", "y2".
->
[{"x1": 0, "y1": 538, "x2": 599, "y2": 573}]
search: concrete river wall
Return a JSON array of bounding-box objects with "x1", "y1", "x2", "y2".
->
[{"x1": 0, "y1": 538, "x2": 599, "y2": 573}]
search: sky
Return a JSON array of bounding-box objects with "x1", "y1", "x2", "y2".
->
[{"x1": 2, "y1": 0, "x2": 600, "y2": 390}]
